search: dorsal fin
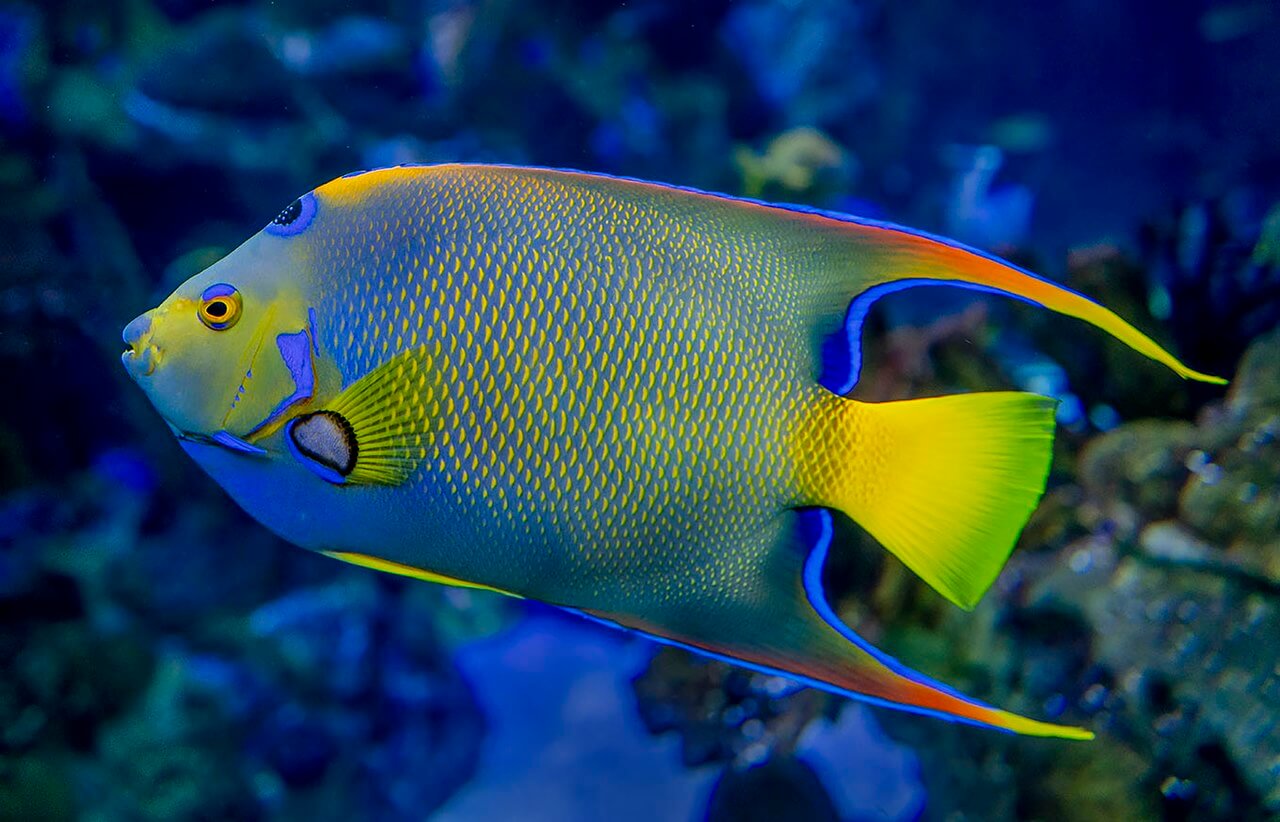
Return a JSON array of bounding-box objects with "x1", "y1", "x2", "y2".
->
[
  {"x1": 319, "y1": 164, "x2": 1225, "y2": 391},
  {"x1": 821, "y1": 218, "x2": 1226, "y2": 390}
]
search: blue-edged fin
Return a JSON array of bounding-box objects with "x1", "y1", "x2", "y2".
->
[
  {"x1": 286, "y1": 349, "x2": 436, "y2": 485},
  {"x1": 798, "y1": 391, "x2": 1056, "y2": 610},
  {"x1": 324, "y1": 551, "x2": 522, "y2": 598},
  {"x1": 577, "y1": 509, "x2": 1090, "y2": 739},
  {"x1": 824, "y1": 213, "x2": 1227, "y2": 386}
]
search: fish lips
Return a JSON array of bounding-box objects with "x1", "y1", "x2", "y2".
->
[{"x1": 121, "y1": 312, "x2": 160, "y2": 378}]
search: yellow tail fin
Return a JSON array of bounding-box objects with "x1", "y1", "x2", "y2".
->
[{"x1": 799, "y1": 392, "x2": 1057, "y2": 610}]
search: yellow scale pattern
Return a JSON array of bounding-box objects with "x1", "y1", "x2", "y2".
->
[{"x1": 305, "y1": 165, "x2": 836, "y2": 609}]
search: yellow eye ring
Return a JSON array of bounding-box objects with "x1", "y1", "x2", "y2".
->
[{"x1": 198, "y1": 284, "x2": 242, "y2": 330}]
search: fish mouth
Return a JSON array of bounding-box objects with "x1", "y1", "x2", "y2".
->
[
  {"x1": 121, "y1": 345, "x2": 159, "y2": 377},
  {"x1": 121, "y1": 312, "x2": 159, "y2": 378}
]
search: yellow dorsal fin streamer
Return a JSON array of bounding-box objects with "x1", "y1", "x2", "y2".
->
[{"x1": 842, "y1": 221, "x2": 1227, "y2": 385}]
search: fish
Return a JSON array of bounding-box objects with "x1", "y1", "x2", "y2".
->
[{"x1": 121, "y1": 164, "x2": 1225, "y2": 740}]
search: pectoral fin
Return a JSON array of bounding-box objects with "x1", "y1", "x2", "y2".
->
[
  {"x1": 574, "y1": 509, "x2": 1091, "y2": 739},
  {"x1": 286, "y1": 348, "x2": 438, "y2": 486}
]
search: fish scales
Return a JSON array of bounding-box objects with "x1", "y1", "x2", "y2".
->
[{"x1": 316, "y1": 166, "x2": 823, "y2": 607}]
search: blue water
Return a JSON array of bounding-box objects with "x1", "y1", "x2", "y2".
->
[{"x1": 2, "y1": 1, "x2": 1279, "y2": 820}]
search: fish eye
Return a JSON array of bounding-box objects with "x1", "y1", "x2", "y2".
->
[{"x1": 198, "y1": 284, "x2": 242, "y2": 330}]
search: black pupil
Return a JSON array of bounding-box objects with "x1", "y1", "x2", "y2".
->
[
  {"x1": 273, "y1": 199, "x2": 302, "y2": 226},
  {"x1": 206, "y1": 300, "x2": 228, "y2": 318}
]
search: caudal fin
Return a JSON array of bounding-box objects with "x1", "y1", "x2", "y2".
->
[{"x1": 798, "y1": 391, "x2": 1056, "y2": 610}]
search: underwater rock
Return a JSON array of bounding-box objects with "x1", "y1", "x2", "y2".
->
[
  {"x1": 1045, "y1": 549, "x2": 1279, "y2": 818},
  {"x1": 1139, "y1": 520, "x2": 1215, "y2": 565},
  {"x1": 1176, "y1": 330, "x2": 1280, "y2": 587},
  {"x1": 1225, "y1": 325, "x2": 1280, "y2": 413},
  {"x1": 1077, "y1": 419, "x2": 1201, "y2": 528},
  {"x1": 1068, "y1": 327, "x2": 1280, "y2": 588},
  {"x1": 1055, "y1": 331, "x2": 1280, "y2": 814},
  {"x1": 704, "y1": 758, "x2": 840, "y2": 822}
]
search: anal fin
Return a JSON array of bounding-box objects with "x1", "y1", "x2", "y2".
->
[{"x1": 577, "y1": 509, "x2": 1090, "y2": 740}]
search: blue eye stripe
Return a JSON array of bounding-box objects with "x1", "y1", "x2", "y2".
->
[{"x1": 200, "y1": 283, "x2": 237, "y2": 301}]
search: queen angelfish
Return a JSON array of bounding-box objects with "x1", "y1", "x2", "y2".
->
[{"x1": 121, "y1": 165, "x2": 1224, "y2": 739}]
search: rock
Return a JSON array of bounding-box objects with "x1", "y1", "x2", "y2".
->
[
  {"x1": 1173, "y1": 329, "x2": 1280, "y2": 585},
  {"x1": 1077, "y1": 420, "x2": 1201, "y2": 527},
  {"x1": 704, "y1": 758, "x2": 840, "y2": 822},
  {"x1": 1226, "y1": 328, "x2": 1280, "y2": 414},
  {"x1": 1140, "y1": 521, "x2": 1215, "y2": 564}
]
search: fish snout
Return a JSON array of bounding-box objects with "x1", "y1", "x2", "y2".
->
[{"x1": 121, "y1": 312, "x2": 159, "y2": 378}]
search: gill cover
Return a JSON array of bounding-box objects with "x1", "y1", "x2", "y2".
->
[{"x1": 222, "y1": 324, "x2": 317, "y2": 439}]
